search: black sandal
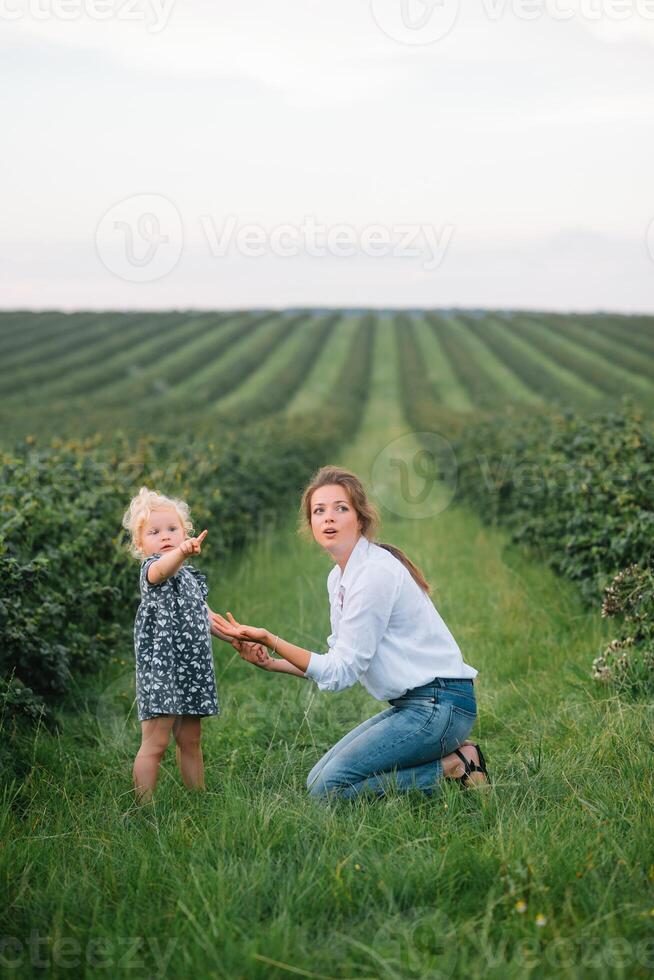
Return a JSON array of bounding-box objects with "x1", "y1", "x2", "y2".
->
[{"x1": 454, "y1": 744, "x2": 490, "y2": 788}]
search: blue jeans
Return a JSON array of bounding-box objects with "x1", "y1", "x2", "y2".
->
[{"x1": 306, "y1": 678, "x2": 477, "y2": 800}]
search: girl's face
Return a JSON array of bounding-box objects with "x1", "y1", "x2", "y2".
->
[
  {"x1": 140, "y1": 507, "x2": 186, "y2": 557},
  {"x1": 310, "y1": 484, "x2": 361, "y2": 559}
]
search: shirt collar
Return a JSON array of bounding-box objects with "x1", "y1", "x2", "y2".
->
[{"x1": 335, "y1": 535, "x2": 370, "y2": 593}]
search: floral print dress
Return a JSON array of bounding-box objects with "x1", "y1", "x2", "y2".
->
[{"x1": 133, "y1": 553, "x2": 219, "y2": 722}]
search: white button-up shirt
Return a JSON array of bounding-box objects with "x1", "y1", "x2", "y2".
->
[{"x1": 305, "y1": 535, "x2": 477, "y2": 700}]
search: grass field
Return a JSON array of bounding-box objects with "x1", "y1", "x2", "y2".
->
[{"x1": 2, "y1": 311, "x2": 654, "y2": 978}]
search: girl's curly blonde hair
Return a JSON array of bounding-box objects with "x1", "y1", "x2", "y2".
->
[{"x1": 122, "y1": 486, "x2": 194, "y2": 559}]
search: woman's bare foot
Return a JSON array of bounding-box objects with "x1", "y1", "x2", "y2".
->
[
  {"x1": 442, "y1": 751, "x2": 466, "y2": 779},
  {"x1": 443, "y1": 743, "x2": 489, "y2": 786}
]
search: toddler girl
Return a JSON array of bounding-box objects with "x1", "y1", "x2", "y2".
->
[{"x1": 122, "y1": 486, "x2": 227, "y2": 803}]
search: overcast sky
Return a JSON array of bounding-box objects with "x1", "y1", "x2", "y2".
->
[{"x1": 2, "y1": 0, "x2": 654, "y2": 312}]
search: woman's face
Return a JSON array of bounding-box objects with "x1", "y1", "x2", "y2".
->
[
  {"x1": 140, "y1": 507, "x2": 186, "y2": 557},
  {"x1": 310, "y1": 484, "x2": 361, "y2": 558}
]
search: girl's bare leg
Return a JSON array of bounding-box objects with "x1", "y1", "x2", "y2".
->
[
  {"x1": 172, "y1": 716, "x2": 205, "y2": 790},
  {"x1": 133, "y1": 716, "x2": 175, "y2": 803}
]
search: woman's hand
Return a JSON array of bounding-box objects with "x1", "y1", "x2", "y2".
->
[{"x1": 212, "y1": 611, "x2": 270, "y2": 646}]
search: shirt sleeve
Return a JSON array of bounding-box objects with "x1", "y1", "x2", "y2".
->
[
  {"x1": 139, "y1": 554, "x2": 163, "y2": 595},
  {"x1": 305, "y1": 562, "x2": 399, "y2": 692}
]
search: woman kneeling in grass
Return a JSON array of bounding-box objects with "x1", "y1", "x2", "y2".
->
[{"x1": 213, "y1": 466, "x2": 489, "y2": 800}]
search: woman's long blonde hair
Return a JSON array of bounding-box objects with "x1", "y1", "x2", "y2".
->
[{"x1": 299, "y1": 466, "x2": 432, "y2": 594}]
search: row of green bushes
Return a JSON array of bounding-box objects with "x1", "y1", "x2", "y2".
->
[
  {"x1": 394, "y1": 319, "x2": 654, "y2": 694},
  {"x1": 61, "y1": 313, "x2": 232, "y2": 401},
  {"x1": 459, "y1": 314, "x2": 593, "y2": 408},
  {"x1": 532, "y1": 314, "x2": 654, "y2": 385},
  {"x1": 221, "y1": 313, "x2": 341, "y2": 422},
  {"x1": 578, "y1": 313, "x2": 654, "y2": 359},
  {"x1": 499, "y1": 315, "x2": 625, "y2": 399},
  {"x1": 0, "y1": 315, "x2": 374, "y2": 730},
  {"x1": 96, "y1": 312, "x2": 256, "y2": 405},
  {"x1": 0, "y1": 311, "x2": 105, "y2": 365},
  {"x1": 1, "y1": 312, "x2": 175, "y2": 397},
  {"x1": 425, "y1": 313, "x2": 508, "y2": 410},
  {"x1": 449, "y1": 404, "x2": 654, "y2": 694},
  {"x1": 0, "y1": 426, "x2": 309, "y2": 729},
  {"x1": 186, "y1": 312, "x2": 307, "y2": 408}
]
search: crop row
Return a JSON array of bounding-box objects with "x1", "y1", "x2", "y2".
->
[
  {"x1": 0, "y1": 312, "x2": 151, "y2": 378},
  {"x1": 525, "y1": 314, "x2": 654, "y2": 388},
  {"x1": 0, "y1": 311, "x2": 101, "y2": 363},
  {"x1": 425, "y1": 313, "x2": 509, "y2": 410},
  {"x1": 0, "y1": 312, "x2": 197, "y2": 398},
  {"x1": 394, "y1": 313, "x2": 445, "y2": 430},
  {"x1": 499, "y1": 315, "x2": 629, "y2": 399},
  {"x1": 172, "y1": 312, "x2": 308, "y2": 410},
  {"x1": 11, "y1": 313, "x2": 262, "y2": 406},
  {"x1": 579, "y1": 314, "x2": 654, "y2": 361},
  {"x1": 94, "y1": 312, "x2": 264, "y2": 405},
  {"x1": 321, "y1": 312, "x2": 374, "y2": 430},
  {"x1": 217, "y1": 314, "x2": 342, "y2": 423},
  {"x1": 458, "y1": 314, "x2": 593, "y2": 408}
]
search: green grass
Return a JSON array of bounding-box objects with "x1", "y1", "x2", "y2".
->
[
  {"x1": 4, "y1": 505, "x2": 653, "y2": 978},
  {"x1": 2, "y1": 310, "x2": 654, "y2": 978}
]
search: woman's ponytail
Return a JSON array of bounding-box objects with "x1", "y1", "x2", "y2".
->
[{"x1": 375, "y1": 543, "x2": 432, "y2": 595}]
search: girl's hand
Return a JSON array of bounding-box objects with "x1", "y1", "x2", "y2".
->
[
  {"x1": 235, "y1": 641, "x2": 274, "y2": 670},
  {"x1": 212, "y1": 611, "x2": 269, "y2": 646},
  {"x1": 179, "y1": 529, "x2": 208, "y2": 557}
]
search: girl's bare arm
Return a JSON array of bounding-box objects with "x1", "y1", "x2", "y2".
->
[{"x1": 146, "y1": 530, "x2": 208, "y2": 584}]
